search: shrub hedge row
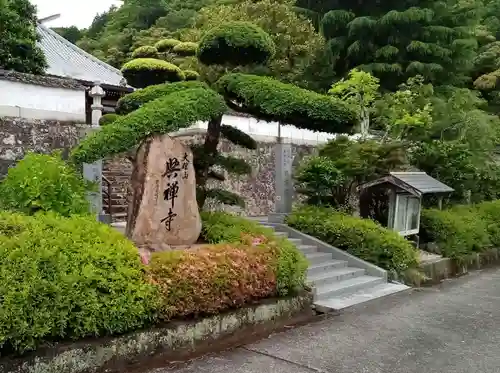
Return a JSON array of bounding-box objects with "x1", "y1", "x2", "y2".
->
[
  {"x1": 173, "y1": 41, "x2": 198, "y2": 56},
  {"x1": 286, "y1": 206, "x2": 419, "y2": 276},
  {"x1": 0, "y1": 212, "x2": 157, "y2": 353},
  {"x1": 420, "y1": 200, "x2": 500, "y2": 259},
  {"x1": 71, "y1": 87, "x2": 227, "y2": 164},
  {"x1": 0, "y1": 208, "x2": 307, "y2": 354},
  {"x1": 131, "y1": 46, "x2": 159, "y2": 59},
  {"x1": 154, "y1": 38, "x2": 181, "y2": 52},
  {"x1": 215, "y1": 73, "x2": 356, "y2": 134}
]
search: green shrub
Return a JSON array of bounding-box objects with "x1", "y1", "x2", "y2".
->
[
  {"x1": 148, "y1": 244, "x2": 276, "y2": 320},
  {"x1": 201, "y1": 211, "x2": 308, "y2": 295},
  {"x1": 183, "y1": 69, "x2": 200, "y2": 81},
  {"x1": 155, "y1": 38, "x2": 181, "y2": 52},
  {"x1": 421, "y1": 206, "x2": 491, "y2": 258},
  {"x1": 476, "y1": 200, "x2": 500, "y2": 247},
  {"x1": 72, "y1": 87, "x2": 227, "y2": 164},
  {"x1": 286, "y1": 206, "x2": 419, "y2": 276},
  {"x1": 121, "y1": 58, "x2": 185, "y2": 88},
  {"x1": 131, "y1": 45, "x2": 159, "y2": 59},
  {"x1": 115, "y1": 80, "x2": 209, "y2": 115},
  {"x1": 0, "y1": 212, "x2": 157, "y2": 353},
  {"x1": 173, "y1": 42, "x2": 198, "y2": 56},
  {"x1": 198, "y1": 21, "x2": 276, "y2": 66},
  {"x1": 215, "y1": 73, "x2": 356, "y2": 133},
  {"x1": 99, "y1": 113, "x2": 120, "y2": 126},
  {"x1": 0, "y1": 153, "x2": 90, "y2": 217}
]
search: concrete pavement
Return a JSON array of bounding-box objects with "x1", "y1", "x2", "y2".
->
[{"x1": 148, "y1": 268, "x2": 500, "y2": 373}]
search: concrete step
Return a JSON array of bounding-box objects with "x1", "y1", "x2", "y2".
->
[
  {"x1": 274, "y1": 231, "x2": 289, "y2": 238},
  {"x1": 307, "y1": 260, "x2": 348, "y2": 276},
  {"x1": 314, "y1": 282, "x2": 410, "y2": 312},
  {"x1": 315, "y1": 275, "x2": 384, "y2": 300},
  {"x1": 287, "y1": 238, "x2": 302, "y2": 246},
  {"x1": 297, "y1": 244, "x2": 317, "y2": 255},
  {"x1": 307, "y1": 267, "x2": 365, "y2": 287},
  {"x1": 304, "y1": 252, "x2": 333, "y2": 265}
]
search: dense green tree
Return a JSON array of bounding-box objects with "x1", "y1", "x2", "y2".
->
[
  {"x1": 0, "y1": 0, "x2": 46, "y2": 74},
  {"x1": 295, "y1": 0, "x2": 480, "y2": 89},
  {"x1": 52, "y1": 26, "x2": 84, "y2": 44},
  {"x1": 183, "y1": 0, "x2": 325, "y2": 86}
]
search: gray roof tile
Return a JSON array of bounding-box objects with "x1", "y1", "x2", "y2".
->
[
  {"x1": 390, "y1": 172, "x2": 454, "y2": 194},
  {"x1": 37, "y1": 23, "x2": 127, "y2": 87}
]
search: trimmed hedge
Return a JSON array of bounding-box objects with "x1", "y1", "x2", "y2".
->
[
  {"x1": 215, "y1": 73, "x2": 356, "y2": 134},
  {"x1": 198, "y1": 21, "x2": 276, "y2": 66},
  {"x1": 155, "y1": 38, "x2": 181, "y2": 52},
  {"x1": 0, "y1": 212, "x2": 156, "y2": 353},
  {"x1": 0, "y1": 153, "x2": 89, "y2": 217},
  {"x1": 183, "y1": 69, "x2": 200, "y2": 81},
  {"x1": 173, "y1": 42, "x2": 198, "y2": 56},
  {"x1": 115, "y1": 80, "x2": 209, "y2": 115},
  {"x1": 121, "y1": 58, "x2": 185, "y2": 88},
  {"x1": 99, "y1": 113, "x2": 120, "y2": 126},
  {"x1": 148, "y1": 244, "x2": 276, "y2": 320},
  {"x1": 420, "y1": 201, "x2": 500, "y2": 259},
  {"x1": 201, "y1": 211, "x2": 308, "y2": 295},
  {"x1": 131, "y1": 45, "x2": 159, "y2": 59},
  {"x1": 286, "y1": 206, "x2": 419, "y2": 275},
  {"x1": 71, "y1": 87, "x2": 227, "y2": 164}
]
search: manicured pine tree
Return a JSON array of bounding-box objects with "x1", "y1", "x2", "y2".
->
[{"x1": 72, "y1": 21, "x2": 356, "y2": 234}]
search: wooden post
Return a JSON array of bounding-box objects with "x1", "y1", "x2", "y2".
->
[{"x1": 438, "y1": 196, "x2": 443, "y2": 210}]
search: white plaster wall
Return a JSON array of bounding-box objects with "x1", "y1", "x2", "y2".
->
[
  {"x1": 0, "y1": 80, "x2": 86, "y2": 121},
  {"x1": 191, "y1": 115, "x2": 362, "y2": 145}
]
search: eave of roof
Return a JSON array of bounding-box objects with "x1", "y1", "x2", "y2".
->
[{"x1": 0, "y1": 69, "x2": 85, "y2": 90}]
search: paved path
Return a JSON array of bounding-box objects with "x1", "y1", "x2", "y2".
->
[{"x1": 148, "y1": 268, "x2": 500, "y2": 373}]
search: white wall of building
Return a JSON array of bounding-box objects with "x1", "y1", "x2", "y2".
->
[{"x1": 0, "y1": 80, "x2": 86, "y2": 122}]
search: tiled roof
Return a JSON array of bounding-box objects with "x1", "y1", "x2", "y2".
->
[
  {"x1": 390, "y1": 172, "x2": 454, "y2": 194},
  {"x1": 36, "y1": 23, "x2": 127, "y2": 87},
  {"x1": 0, "y1": 69, "x2": 85, "y2": 90}
]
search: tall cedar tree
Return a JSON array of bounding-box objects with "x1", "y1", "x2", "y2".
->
[
  {"x1": 71, "y1": 21, "x2": 356, "y2": 232},
  {"x1": 0, "y1": 0, "x2": 47, "y2": 74},
  {"x1": 295, "y1": 0, "x2": 480, "y2": 89}
]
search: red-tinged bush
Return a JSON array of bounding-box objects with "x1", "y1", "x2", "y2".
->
[{"x1": 148, "y1": 244, "x2": 276, "y2": 320}]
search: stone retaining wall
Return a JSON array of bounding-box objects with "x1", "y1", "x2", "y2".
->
[{"x1": 0, "y1": 116, "x2": 82, "y2": 178}]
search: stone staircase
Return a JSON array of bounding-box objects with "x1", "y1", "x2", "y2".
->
[{"x1": 260, "y1": 221, "x2": 410, "y2": 312}]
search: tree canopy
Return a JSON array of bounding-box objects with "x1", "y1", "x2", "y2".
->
[{"x1": 0, "y1": 0, "x2": 46, "y2": 74}]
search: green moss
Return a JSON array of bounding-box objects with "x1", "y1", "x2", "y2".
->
[
  {"x1": 198, "y1": 21, "x2": 276, "y2": 66},
  {"x1": 183, "y1": 69, "x2": 200, "y2": 81},
  {"x1": 155, "y1": 38, "x2": 181, "y2": 52},
  {"x1": 71, "y1": 88, "x2": 227, "y2": 164},
  {"x1": 121, "y1": 58, "x2": 185, "y2": 88},
  {"x1": 116, "y1": 80, "x2": 209, "y2": 115},
  {"x1": 216, "y1": 73, "x2": 356, "y2": 133},
  {"x1": 131, "y1": 46, "x2": 159, "y2": 59},
  {"x1": 173, "y1": 42, "x2": 198, "y2": 56}
]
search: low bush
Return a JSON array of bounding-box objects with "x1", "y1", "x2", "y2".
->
[
  {"x1": 421, "y1": 203, "x2": 495, "y2": 258},
  {"x1": 148, "y1": 244, "x2": 276, "y2": 320},
  {"x1": 99, "y1": 113, "x2": 120, "y2": 126},
  {"x1": 155, "y1": 38, "x2": 181, "y2": 52},
  {"x1": 0, "y1": 152, "x2": 90, "y2": 217},
  {"x1": 121, "y1": 58, "x2": 185, "y2": 88},
  {"x1": 286, "y1": 206, "x2": 419, "y2": 276},
  {"x1": 172, "y1": 42, "x2": 198, "y2": 56},
  {"x1": 183, "y1": 69, "x2": 200, "y2": 81},
  {"x1": 131, "y1": 45, "x2": 159, "y2": 59},
  {"x1": 201, "y1": 211, "x2": 308, "y2": 295},
  {"x1": 0, "y1": 212, "x2": 157, "y2": 354},
  {"x1": 476, "y1": 200, "x2": 500, "y2": 246}
]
